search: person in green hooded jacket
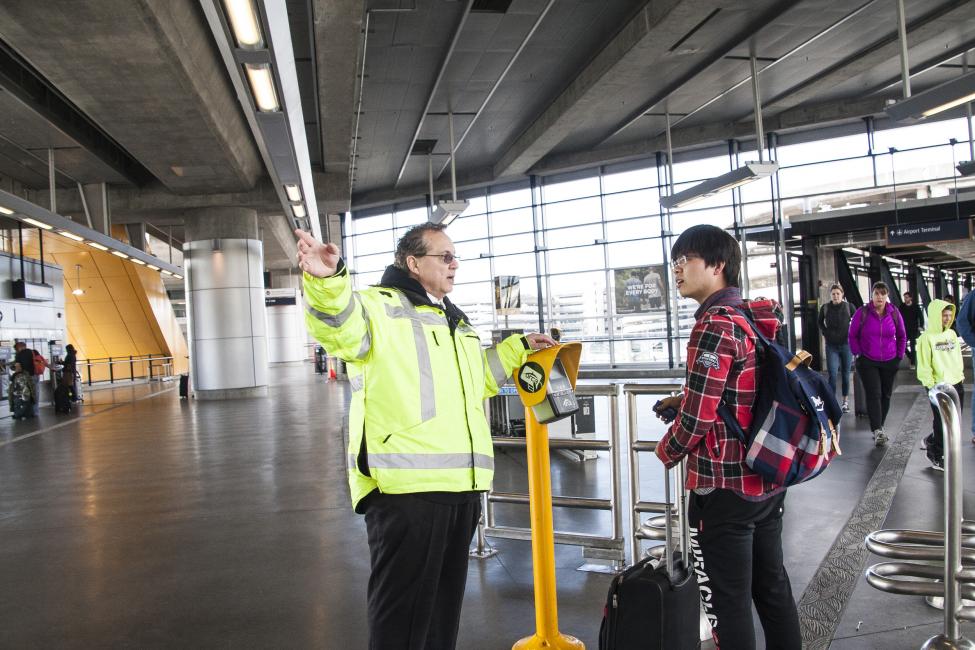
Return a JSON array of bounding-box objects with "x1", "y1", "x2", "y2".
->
[{"x1": 917, "y1": 298, "x2": 965, "y2": 471}]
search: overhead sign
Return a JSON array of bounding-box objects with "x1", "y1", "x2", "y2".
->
[{"x1": 886, "y1": 219, "x2": 972, "y2": 247}]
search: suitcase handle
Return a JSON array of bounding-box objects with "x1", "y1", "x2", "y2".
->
[{"x1": 662, "y1": 459, "x2": 691, "y2": 581}]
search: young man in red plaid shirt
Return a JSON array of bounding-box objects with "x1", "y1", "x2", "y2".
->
[{"x1": 654, "y1": 225, "x2": 801, "y2": 650}]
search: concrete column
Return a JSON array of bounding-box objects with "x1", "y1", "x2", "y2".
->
[{"x1": 183, "y1": 207, "x2": 268, "y2": 400}]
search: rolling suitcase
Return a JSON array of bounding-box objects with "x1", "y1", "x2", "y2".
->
[
  {"x1": 54, "y1": 383, "x2": 72, "y2": 414},
  {"x1": 599, "y1": 462, "x2": 701, "y2": 650},
  {"x1": 179, "y1": 373, "x2": 189, "y2": 399}
]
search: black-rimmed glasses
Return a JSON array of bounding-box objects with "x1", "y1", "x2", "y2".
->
[{"x1": 416, "y1": 252, "x2": 461, "y2": 264}]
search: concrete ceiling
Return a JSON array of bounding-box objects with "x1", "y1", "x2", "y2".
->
[{"x1": 0, "y1": 0, "x2": 972, "y2": 267}]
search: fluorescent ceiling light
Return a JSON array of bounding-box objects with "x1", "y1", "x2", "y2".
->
[
  {"x1": 58, "y1": 231, "x2": 85, "y2": 241},
  {"x1": 292, "y1": 204, "x2": 306, "y2": 218},
  {"x1": 72, "y1": 287, "x2": 84, "y2": 296},
  {"x1": 958, "y1": 160, "x2": 975, "y2": 177},
  {"x1": 284, "y1": 184, "x2": 301, "y2": 202},
  {"x1": 130, "y1": 258, "x2": 146, "y2": 266},
  {"x1": 660, "y1": 162, "x2": 779, "y2": 210},
  {"x1": 146, "y1": 264, "x2": 160, "y2": 271},
  {"x1": 222, "y1": 0, "x2": 263, "y2": 48},
  {"x1": 0, "y1": 206, "x2": 13, "y2": 215},
  {"x1": 244, "y1": 64, "x2": 279, "y2": 112},
  {"x1": 86, "y1": 241, "x2": 109, "y2": 251},
  {"x1": 161, "y1": 270, "x2": 174, "y2": 276},
  {"x1": 431, "y1": 200, "x2": 469, "y2": 226},
  {"x1": 111, "y1": 251, "x2": 129, "y2": 259},
  {"x1": 885, "y1": 71, "x2": 975, "y2": 123},
  {"x1": 23, "y1": 218, "x2": 52, "y2": 230},
  {"x1": 173, "y1": 274, "x2": 183, "y2": 280}
]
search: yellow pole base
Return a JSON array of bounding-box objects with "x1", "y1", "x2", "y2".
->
[{"x1": 512, "y1": 633, "x2": 585, "y2": 650}]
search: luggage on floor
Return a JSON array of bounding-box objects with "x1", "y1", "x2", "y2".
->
[
  {"x1": 599, "y1": 462, "x2": 701, "y2": 650},
  {"x1": 179, "y1": 374, "x2": 189, "y2": 398},
  {"x1": 54, "y1": 383, "x2": 72, "y2": 414}
]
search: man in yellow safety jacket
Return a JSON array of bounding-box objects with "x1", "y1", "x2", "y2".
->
[{"x1": 296, "y1": 223, "x2": 555, "y2": 650}]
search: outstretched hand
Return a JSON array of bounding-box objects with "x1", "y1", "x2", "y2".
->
[
  {"x1": 295, "y1": 229, "x2": 341, "y2": 278},
  {"x1": 525, "y1": 333, "x2": 558, "y2": 350}
]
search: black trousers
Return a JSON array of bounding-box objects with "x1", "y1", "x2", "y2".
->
[
  {"x1": 688, "y1": 490, "x2": 801, "y2": 650},
  {"x1": 364, "y1": 493, "x2": 480, "y2": 650},
  {"x1": 905, "y1": 336, "x2": 918, "y2": 367},
  {"x1": 927, "y1": 382, "x2": 965, "y2": 458},
  {"x1": 856, "y1": 356, "x2": 900, "y2": 431}
]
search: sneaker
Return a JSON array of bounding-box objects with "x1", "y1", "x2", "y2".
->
[
  {"x1": 842, "y1": 399, "x2": 850, "y2": 413},
  {"x1": 930, "y1": 458, "x2": 944, "y2": 472},
  {"x1": 873, "y1": 429, "x2": 888, "y2": 447}
]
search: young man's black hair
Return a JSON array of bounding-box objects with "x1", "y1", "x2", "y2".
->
[{"x1": 671, "y1": 224, "x2": 741, "y2": 288}]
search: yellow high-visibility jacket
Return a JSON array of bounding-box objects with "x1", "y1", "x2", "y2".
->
[{"x1": 303, "y1": 262, "x2": 531, "y2": 511}]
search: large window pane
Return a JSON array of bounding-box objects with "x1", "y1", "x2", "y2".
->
[
  {"x1": 546, "y1": 245, "x2": 604, "y2": 272},
  {"x1": 602, "y1": 165, "x2": 655, "y2": 193},
  {"x1": 489, "y1": 186, "x2": 531, "y2": 212},
  {"x1": 778, "y1": 157, "x2": 875, "y2": 198},
  {"x1": 873, "y1": 117, "x2": 971, "y2": 152},
  {"x1": 672, "y1": 154, "x2": 730, "y2": 184},
  {"x1": 776, "y1": 132, "x2": 868, "y2": 166},
  {"x1": 493, "y1": 252, "x2": 539, "y2": 277},
  {"x1": 396, "y1": 206, "x2": 428, "y2": 228},
  {"x1": 548, "y1": 272, "x2": 607, "y2": 339},
  {"x1": 606, "y1": 216, "x2": 661, "y2": 241},
  {"x1": 670, "y1": 207, "x2": 734, "y2": 233},
  {"x1": 354, "y1": 212, "x2": 393, "y2": 234},
  {"x1": 606, "y1": 239, "x2": 664, "y2": 268},
  {"x1": 543, "y1": 175, "x2": 600, "y2": 202},
  {"x1": 448, "y1": 213, "x2": 488, "y2": 242},
  {"x1": 492, "y1": 233, "x2": 535, "y2": 255},
  {"x1": 355, "y1": 230, "x2": 394, "y2": 256},
  {"x1": 490, "y1": 207, "x2": 534, "y2": 236},
  {"x1": 546, "y1": 223, "x2": 604, "y2": 248},
  {"x1": 543, "y1": 196, "x2": 602, "y2": 228},
  {"x1": 604, "y1": 188, "x2": 660, "y2": 221},
  {"x1": 352, "y1": 251, "x2": 390, "y2": 274}
]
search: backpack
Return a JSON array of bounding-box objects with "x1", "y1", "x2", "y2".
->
[
  {"x1": 716, "y1": 306, "x2": 842, "y2": 487},
  {"x1": 33, "y1": 353, "x2": 46, "y2": 376}
]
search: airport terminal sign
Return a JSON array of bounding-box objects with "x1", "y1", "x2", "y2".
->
[{"x1": 886, "y1": 219, "x2": 972, "y2": 246}]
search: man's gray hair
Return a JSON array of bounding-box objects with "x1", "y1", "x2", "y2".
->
[{"x1": 394, "y1": 222, "x2": 447, "y2": 270}]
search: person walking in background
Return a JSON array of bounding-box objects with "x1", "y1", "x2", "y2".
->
[
  {"x1": 62, "y1": 344, "x2": 78, "y2": 402},
  {"x1": 956, "y1": 291, "x2": 975, "y2": 444},
  {"x1": 916, "y1": 299, "x2": 965, "y2": 471},
  {"x1": 31, "y1": 349, "x2": 49, "y2": 416},
  {"x1": 818, "y1": 283, "x2": 854, "y2": 413},
  {"x1": 898, "y1": 291, "x2": 923, "y2": 368},
  {"x1": 849, "y1": 282, "x2": 907, "y2": 447}
]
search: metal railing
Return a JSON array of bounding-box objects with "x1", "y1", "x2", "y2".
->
[
  {"x1": 77, "y1": 354, "x2": 176, "y2": 386},
  {"x1": 475, "y1": 381, "x2": 683, "y2": 567},
  {"x1": 863, "y1": 384, "x2": 975, "y2": 649}
]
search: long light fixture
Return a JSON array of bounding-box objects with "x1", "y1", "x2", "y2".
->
[
  {"x1": 284, "y1": 184, "x2": 301, "y2": 202},
  {"x1": 292, "y1": 204, "x2": 306, "y2": 219},
  {"x1": 222, "y1": 0, "x2": 263, "y2": 48},
  {"x1": 130, "y1": 258, "x2": 146, "y2": 266},
  {"x1": 23, "y1": 218, "x2": 52, "y2": 230},
  {"x1": 244, "y1": 64, "x2": 279, "y2": 112},
  {"x1": 886, "y1": 71, "x2": 975, "y2": 123},
  {"x1": 660, "y1": 161, "x2": 780, "y2": 210},
  {"x1": 0, "y1": 206, "x2": 13, "y2": 215},
  {"x1": 111, "y1": 251, "x2": 130, "y2": 259},
  {"x1": 59, "y1": 230, "x2": 85, "y2": 242},
  {"x1": 86, "y1": 241, "x2": 109, "y2": 251}
]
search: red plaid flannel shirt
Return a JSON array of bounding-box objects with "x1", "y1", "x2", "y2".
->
[{"x1": 655, "y1": 290, "x2": 784, "y2": 497}]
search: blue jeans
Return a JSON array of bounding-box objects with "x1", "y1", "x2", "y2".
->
[
  {"x1": 825, "y1": 343, "x2": 852, "y2": 398},
  {"x1": 971, "y1": 356, "x2": 975, "y2": 438}
]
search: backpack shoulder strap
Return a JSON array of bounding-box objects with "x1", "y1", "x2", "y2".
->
[{"x1": 716, "y1": 305, "x2": 772, "y2": 348}]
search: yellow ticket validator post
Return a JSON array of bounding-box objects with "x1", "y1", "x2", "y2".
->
[{"x1": 513, "y1": 342, "x2": 585, "y2": 650}]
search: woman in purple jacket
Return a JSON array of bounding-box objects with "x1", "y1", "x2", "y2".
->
[{"x1": 849, "y1": 282, "x2": 907, "y2": 446}]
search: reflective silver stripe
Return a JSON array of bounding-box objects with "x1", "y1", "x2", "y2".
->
[
  {"x1": 356, "y1": 306, "x2": 372, "y2": 360},
  {"x1": 368, "y1": 452, "x2": 494, "y2": 471},
  {"x1": 306, "y1": 294, "x2": 357, "y2": 328},
  {"x1": 485, "y1": 348, "x2": 507, "y2": 386},
  {"x1": 383, "y1": 293, "x2": 437, "y2": 421},
  {"x1": 349, "y1": 375, "x2": 365, "y2": 392},
  {"x1": 348, "y1": 454, "x2": 357, "y2": 469},
  {"x1": 385, "y1": 304, "x2": 446, "y2": 327}
]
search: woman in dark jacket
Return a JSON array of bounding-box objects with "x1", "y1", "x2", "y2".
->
[
  {"x1": 62, "y1": 344, "x2": 78, "y2": 401},
  {"x1": 819, "y1": 283, "x2": 854, "y2": 414},
  {"x1": 849, "y1": 282, "x2": 907, "y2": 447}
]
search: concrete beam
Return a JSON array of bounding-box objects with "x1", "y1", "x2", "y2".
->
[
  {"x1": 492, "y1": 0, "x2": 711, "y2": 179},
  {"x1": 313, "y1": 0, "x2": 364, "y2": 205},
  {"x1": 262, "y1": 213, "x2": 299, "y2": 268},
  {"x1": 761, "y1": 0, "x2": 974, "y2": 117},
  {"x1": 0, "y1": 1, "x2": 263, "y2": 193},
  {"x1": 530, "y1": 96, "x2": 889, "y2": 176}
]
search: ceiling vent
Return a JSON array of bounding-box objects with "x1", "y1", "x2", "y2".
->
[{"x1": 471, "y1": 0, "x2": 512, "y2": 13}]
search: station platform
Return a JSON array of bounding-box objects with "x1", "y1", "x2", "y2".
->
[{"x1": 0, "y1": 362, "x2": 973, "y2": 648}]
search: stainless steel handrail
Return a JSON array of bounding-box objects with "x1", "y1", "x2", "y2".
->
[
  {"x1": 483, "y1": 384, "x2": 626, "y2": 559},
  {"x1": 863, "y1": 384, "x2": 975, "y2": 648},
  {"x1": 625, "y1": 382, "x2": 684, "y2": 562}
]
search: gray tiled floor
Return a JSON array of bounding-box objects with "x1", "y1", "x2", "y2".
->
[{"x1": 0, "y1": 366, "x2": 971, "y2": 648}]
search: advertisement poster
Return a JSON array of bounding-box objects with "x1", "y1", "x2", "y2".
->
[
  {"x1": 494, "y1": 275, "x2": 521, "y2": 315},
  {"x1": 614, "y1": 265, "x2": 668, "y2": 314}
]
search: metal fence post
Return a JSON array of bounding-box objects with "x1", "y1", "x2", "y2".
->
[{"x1": 109, "y1": 357, "x2": 114, "y2": 384}]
